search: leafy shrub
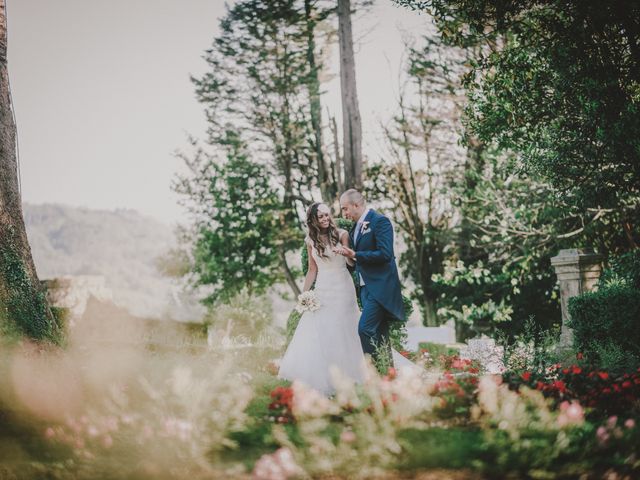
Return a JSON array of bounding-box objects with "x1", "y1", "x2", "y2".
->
[
  {"x1": 600, "y1": 249, "x2": 640, "y2": 288},
  {"x1": 568, "y1": 282, "x2": 640, "y2": 370}
]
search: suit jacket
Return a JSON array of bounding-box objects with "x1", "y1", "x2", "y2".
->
[{"x1": 350, "y1": 209, "x2": 405, "y2": 322}]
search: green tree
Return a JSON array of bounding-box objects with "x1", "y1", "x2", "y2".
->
[
  {"x1": 191, "y1": 0, "x2": 348, "y2": 295},
  {"x1": 396, "y1": 0, "x2": 640, "y2": 248},
  {"x1": 368, "y1": 34, "x2": 468, "y2": 327},
  {"x1": 174, "y1": 132, "x2": 284, "y2": 305}
]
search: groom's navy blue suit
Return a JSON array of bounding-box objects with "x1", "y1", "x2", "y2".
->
[{"x1": 350, "y1": 209, "x2": 405, "y2": 361}]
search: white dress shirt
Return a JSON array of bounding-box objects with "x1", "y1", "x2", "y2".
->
[{"x1": 353, "y1": 208, "x2": 371, "y2": 244}]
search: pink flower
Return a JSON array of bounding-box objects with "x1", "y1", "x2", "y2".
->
[
  {"x1": 102, "y1": 435, "x2": 113, "y2": 448},
  {"x1": 596, "y1": 426, "x2": 610, "y2": 444},
  {"x1": 607, "y1": 416, "x2": 618, "y2": 429},
  {"x1": 557, "y1": 401, "x2": 584, "y2": 427},
  {"x1": 340, "y1": 430, "x2": 356, "y2": 443},
  {"x1": 624, "y1": 419, "x2": 635, "y2": 429},
  {"x1": 45, "y1": 427, "x2": 55, "y2": 439}
]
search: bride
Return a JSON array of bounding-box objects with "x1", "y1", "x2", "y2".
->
[{"x1": 278, "y1": 202, "x2": 366, "y2": 395}]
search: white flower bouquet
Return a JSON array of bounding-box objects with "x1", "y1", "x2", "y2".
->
[{"x1": 295, "y1": 291, "x2": 321, "y2": 314}]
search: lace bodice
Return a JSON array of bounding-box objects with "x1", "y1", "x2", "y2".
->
[{"x1": 305, "y1": 230, "x2": 349, "y2": 272}]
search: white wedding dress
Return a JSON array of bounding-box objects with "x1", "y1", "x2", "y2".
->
[{"x1": 278, "y1": 233, "x2": 366, "y2": 395}]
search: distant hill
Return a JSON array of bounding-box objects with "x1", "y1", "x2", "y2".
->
[{"x1": 23, "y1": 203, "x2": 204, "y2": 321}]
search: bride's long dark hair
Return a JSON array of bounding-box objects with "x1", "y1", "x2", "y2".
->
[{"x1": 306, "y1": 202, "x2": 339, "y2": 259}]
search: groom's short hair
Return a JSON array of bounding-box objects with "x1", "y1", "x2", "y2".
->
[{"x1": 341, "y1": 189, "x2": 365, "y2": 206}]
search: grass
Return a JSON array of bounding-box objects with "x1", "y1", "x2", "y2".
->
[{"x1": 396, "y1": 428, "x2": 485, "y2": 471}]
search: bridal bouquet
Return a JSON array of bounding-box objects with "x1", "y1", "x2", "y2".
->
[{"x1": 295, "y1": 291, "x2": 321, "y2": 314}]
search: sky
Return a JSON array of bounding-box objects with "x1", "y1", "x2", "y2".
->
[{"x1": 8, "y1": 0, "x2": 430, "y2": 225}]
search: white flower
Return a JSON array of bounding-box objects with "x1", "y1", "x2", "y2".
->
[
  {"x1": 252, "y1": 447, "x2": 304, "y2": 479},
  {"x1": 295, "y1": 291, "x2": 321, "y2": 314}
]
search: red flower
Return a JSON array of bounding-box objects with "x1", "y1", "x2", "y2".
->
[
  {"x1": 521, "y1": 372, "x2": 532, "y2": 382},
  {"x1": 572, "y1": 366, "x2": 582, "y2": 375},
  {"x1": 552, "y1": 380, "x2": 567, "y2": 393},
  {"x1": 400, "y1": 350, "x2": 411, "y2": 359},
  {"x1": 536, "y1": 381, "x2": 545, "y2": 390},
  {"x1": 576, "y1": 352, "x2": 584, "y2": 360},
  {"x1": 598, "y1": 372, "x2": 609, "y2": 380}
]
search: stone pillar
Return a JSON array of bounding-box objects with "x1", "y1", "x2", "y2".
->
[{"x1": 550, "y1": 249, "x2": 603, "y2": 346}]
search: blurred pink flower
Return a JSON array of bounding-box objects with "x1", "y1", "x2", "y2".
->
[
  {"x1": 624, "y1": 418, "x2": 635, "y2": 429},
  {"x1": 252, "y1": 447, "x2": 303, "y2": 479},
  {"x1": 596, "y1": 425, "x2": 610, "y2": 445},
  {"x1": 557, "y1": 400, "x2": 584, "y2": 427},
  {"x1": 340, "y1": 430, "x2": 356, "y2": 443}
]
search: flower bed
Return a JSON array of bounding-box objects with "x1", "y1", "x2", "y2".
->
[{"x1": 504, "y1": 363, "x2": 640, "y2": 417}]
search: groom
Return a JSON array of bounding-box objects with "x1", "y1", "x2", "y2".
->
[{"x1": 337, "y1": 189, "x2": 405, "y2": 367}]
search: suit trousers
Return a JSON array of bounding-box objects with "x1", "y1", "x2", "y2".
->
[{"x1": 358, "y1": 285, "x2": 393, "y2": 366}]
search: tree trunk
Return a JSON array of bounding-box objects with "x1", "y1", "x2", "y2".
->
[
  {"x1": 337, "y1": 0, "x2": 362, "y2": 190},
  {"x1": 330, "y1": 113, "x2": 344, "y2": 194},
  {"x1": 422, "y1": 296, "x2": 438, "y2": 327},
  {"x1": 278, "y1": 245, "x2": 301, "y2": 298},
  {"x1": 0, "y1": 0, "x2": 57, "y2": 340},
  {"x1": 304, "y1": 0, "x2": 334, "y2": 202}
]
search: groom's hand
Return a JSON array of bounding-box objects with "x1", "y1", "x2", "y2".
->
[{"x1": 335, "y1": 246, "x2": 356, "y2": 259}]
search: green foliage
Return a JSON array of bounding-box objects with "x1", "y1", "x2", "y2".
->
[
  {"x1": 397, "y1": 0, "x2": 640, "y2": 218},
  {"x1": 372, "y1": 339, "x2": 394, "y2": 375},
  {"x1": 397, "y1": 428, "x2": 484, "y2": 470},
  {"x1": 433, "y1": 151, "x2": 569, "y2": 339},
  {"x1": 569, "y1": 282, "x2": 640, "y2": 370},
  {"x1": 192, "y1": 0, "x2": 338, "y2": 216},
  {"x1": 0, "y1": 228, "x2": 59, "y2": 342},
  {"x1": 366, "y1": 33, "x2": 467, "y2": 327},
  {"x1": 284, "y1": 309, "x2": 301, "y2": 346},
  {"x1": 499, "y1": 317, "x2": 562, "y2": 375},
  {"x1": 417, "y1": 341, "x2": 458, "y2": 360},
  {"x1": 184, "y1": 0, "x2": 346, "y2": 303},
  {"x1": 569, "y1": 250, "x2": 640, "y2": 370},
  {"x1": 591, "y1": 340, "x2": 640, "y2": 373},
  {"x1": 600, "y1": 249, "x2": 640, "y2": 288},
  {"x1": 175, "y1": 132, "x2": 290, "y2": 305}
]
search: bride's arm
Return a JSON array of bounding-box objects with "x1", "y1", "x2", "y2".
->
[
  {"x1": 339, "y1": 231, "x2": 355, "y2": 267},
  {"x1": 302, "y1": 243, "x2": 318, "y2": 292}
]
